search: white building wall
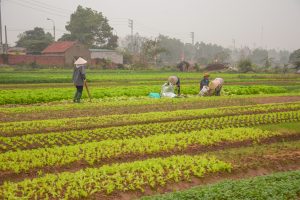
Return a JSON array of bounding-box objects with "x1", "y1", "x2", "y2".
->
[{"x1": 90, "y1": 51, "x2": 123, "y2": 64}]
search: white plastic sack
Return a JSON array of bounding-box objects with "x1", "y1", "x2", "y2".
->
[
  {"x1": 161, "y1": 83, "x2": 176, "y2": 98},
  {"x1": 161, "y1": 83, "x2": 174, "y2": 93},
  {"x1": 199, "y1": 85, "x2": 209, "y2": 96},
  {"x1": 161, "y1": 92, "x2": 177, "y2": 98}
]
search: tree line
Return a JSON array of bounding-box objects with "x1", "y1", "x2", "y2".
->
[{"x1": 14, "y1": 5, "x2": 300, "y2": 71}]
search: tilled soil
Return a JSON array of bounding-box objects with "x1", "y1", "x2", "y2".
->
[{"x1": 1, "y1": 95, "x2": 300, "y2": 123}]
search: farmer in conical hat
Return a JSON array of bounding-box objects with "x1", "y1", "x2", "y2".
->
[
  {"x1": 72, "y1": 57, "x2": 87, "y2": 103},
  {"x1": 168, "y1": 75, "x2": 181, "y2": 96}
]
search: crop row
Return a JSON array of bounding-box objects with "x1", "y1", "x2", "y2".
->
[
  {"x1": 141, "y1": 170, "x2": 300, "y2": 200},
  {"x1": 0, "y1": 128, "x2": 277, "y2": 173},
  {"x1": 1, "y1": 110, "x2": 299, "y2": 152},
  {"x1": 0, "y1": 155, "x2": 231, "y2": 199},
  {"x1": 1, "y1": 102, "x2": 299, "y2": 135},
  {"x1": 0, "y1": 85, "x2": 288, "y2": 105},
  {"x1": 1, "y1": 93, "x2": 299, "y2": 115},
  {"x1": 2, "y1": 70, "x2": 298, "y2": 84}
]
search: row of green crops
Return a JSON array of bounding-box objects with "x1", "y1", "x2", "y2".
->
[
  {"x1": 2, "y1": 93, "x2": 298, "y2": 115},
  {"x1": 0, "y1": 128, "x2": 278, "y2": 172},
  {"x1": 141, "y1": 170, "x2": 300, "y2": 200},
  {"x1": 1, "y1": 79, "x2": 299, "y2": 90},
  {"x1": 1, "y1": 110, "x2": 299, "y2": 151},
  {"x1": 0, "y1": 155, "x2": 231, "y2": 199},
  {"x1": 1, "y1": 70, "x2": 299, "y2": 84},
  {"x1": 1, "y1": 101, "x2": 299, "y2": 135},
  {"x1": 0, "y1": 85, "x2": 288, "y2": 105}
]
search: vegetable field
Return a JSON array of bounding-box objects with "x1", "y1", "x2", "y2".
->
[{"x1": 0, "y1": 70, "x2": 299, "y2": 199}]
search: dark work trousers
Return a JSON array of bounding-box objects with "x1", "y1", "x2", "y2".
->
[
  {"x1": 215, "y1": 86, "x2": 222, "y2": 96},
  {"x1": 74, "y1": 86, "x2": 83, "y2": 103},
  {"x1": 176, "y1": 78, "x2": 181, "y2": 95}
]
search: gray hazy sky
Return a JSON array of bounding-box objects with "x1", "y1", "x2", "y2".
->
[{"x1": 3, "y1": 0, "x2": 300, "y2": 51}]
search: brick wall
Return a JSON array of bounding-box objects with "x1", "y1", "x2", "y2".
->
[
  {"x1": 0, "y1": 55, "x2": 65, "y2": 66},
  {"x1": 35, "y1": 55, "x2": 65, "y2": 66}
]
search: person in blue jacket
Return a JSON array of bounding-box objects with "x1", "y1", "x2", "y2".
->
[{"x1": 200, "y1": 73, "x2": 210, "y2": 91}]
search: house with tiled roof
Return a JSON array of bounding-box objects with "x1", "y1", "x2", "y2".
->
[{"x1": 42, "y1": 41, "x2": 90, "y2": 66}]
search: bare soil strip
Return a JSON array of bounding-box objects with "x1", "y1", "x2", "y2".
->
[{"x1": 0, "y1": 133, "x2": 299, "y2": 185}]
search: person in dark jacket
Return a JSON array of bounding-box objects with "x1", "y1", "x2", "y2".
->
[
  {"x1": 200, "y1": 73, "x2": 210, "y2": 91},
  {"x1": 72, "y1": 57, "x2": 87, "y2": 103}
]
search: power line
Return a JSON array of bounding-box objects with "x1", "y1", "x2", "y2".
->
[
  {"x1": 134, "y1": 20, "x2": 191, "y2": 40},
  {"x1": 25, "y1": 0, "x2": 72, "y2": 13},
  {"x1": 19, "y1": 0, "x2": 70, "y2": 14},
  {"x1": 5, "y1": 0, "x2": 69, "y2": 18}
]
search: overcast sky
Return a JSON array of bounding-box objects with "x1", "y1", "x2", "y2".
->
[{"x1": 3, "y1": 0, "x2": 300, "y2": 51}]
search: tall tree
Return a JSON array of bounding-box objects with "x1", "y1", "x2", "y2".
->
[
  {"x1": 262, "y1": 54, "x2": 274, "y2": 69},
  {"x1": 120, "y1": 33, "x2": 148, "y2": 55},
  {"x1": 194, "y1": 42, "x2": 230, "y2": 64},
  {"x1": 289, "y1": 49, "x2": 300, "y2": 70},
  {"x1": 141, "y1": 39, "x2": 166, "y2": 65},
  {"x1": 214, "y1": 50, "x2": 231, "y2": 63},
  {"x1": 238, "y1": 59, "x2": 254, "y2": 73},
  {"x1": 16, "y1": 27, "x2": 53, "y2": 53},
  {"x1": 279, "y1": 50, "x2": 290, "y2": 65},
  {"x1": 249, "y1": 48, "x2": 268, "y2": 66},
  {"x1": 158, "y1": 35, "x2": 184, "y2": 65},
  {"x1": 60, "y1": 5, "x2": 118, "y2": 49}
]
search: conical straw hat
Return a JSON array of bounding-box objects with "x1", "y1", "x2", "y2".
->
[
  {"x1": 74, "y1": 57, "x2": 87, "y2": 65},
  {"x1": 168, "y1": 76, "x2": 178, "y2": 85}
]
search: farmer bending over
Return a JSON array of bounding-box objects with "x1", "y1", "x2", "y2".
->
[{"x1": 168, "y1": 75, "x2": 181, "y2": 96}]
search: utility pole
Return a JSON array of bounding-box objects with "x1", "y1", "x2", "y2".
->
[
  {"x1": 190, "y1": 32, "x2": 195, "y2": 65},
  {"x1": 128, "y1": 19, "x2": 133, "y2": 52},
  {"x1": 260, "y1": 25, "x2": 264, "y2": 49},
  {"x1": 47, "y1": 18, "x2": 55, "y2": 41},
  {"x1": 190, "y1": 32, "x2": 194, "y2": 45},
  {"x1": 232, "y1": 39, "x2": 235, "y2": 50},
  {"x1": 4, "y1": 25, "x2": 7, "y2": 54},
  {"x1": 0, "y1": 0, "x2": 3, "y2": 53}
]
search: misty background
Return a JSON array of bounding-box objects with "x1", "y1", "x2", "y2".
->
[{"x1": 2, "y1": 0, "x2": 300, "y2": 70}]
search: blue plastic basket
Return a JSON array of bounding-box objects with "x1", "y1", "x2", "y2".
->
[{"x1": 149, "y1": 93, "x2": 161, "y2": 98}]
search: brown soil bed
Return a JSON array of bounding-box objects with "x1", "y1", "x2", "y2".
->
[
  {"x1": 0, "y1": 133, "x2": 299, "y2": 185},
  {"x1": 3, "y1": 105, "x2": 300, "y2": 138},
  {"x1": 1, "y1": 95, "x2": 300, "y2": 123}
]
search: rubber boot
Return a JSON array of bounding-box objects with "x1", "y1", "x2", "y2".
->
[
  {"x1": 73, "y1": 91, "x2": 78, "y2": 103},
  {"x1": 76, "y1": 91, "x2": 83, "y2": 103}
]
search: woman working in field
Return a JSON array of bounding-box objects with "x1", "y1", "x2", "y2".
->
[{"x1": 72, "y1": 57, "x2": 87, "y2": 103}]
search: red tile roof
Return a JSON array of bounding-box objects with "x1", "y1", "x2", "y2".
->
[{"x1": 42, "y1": 41, "x2": 77, "y2": 54}]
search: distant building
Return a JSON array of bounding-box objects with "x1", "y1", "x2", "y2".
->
[
  {"x1": 205, "y1": 63, "x2": 230, "y2": 71},
  {"x1": 42, "y1": 41, "x2": 90, "y2": 66},
  {"x1": 7, "y1": 47, "x2": 26, "y2": 55},
  {"x1": 90, "y1": 49, "x2": 123, "y2": 64}
]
